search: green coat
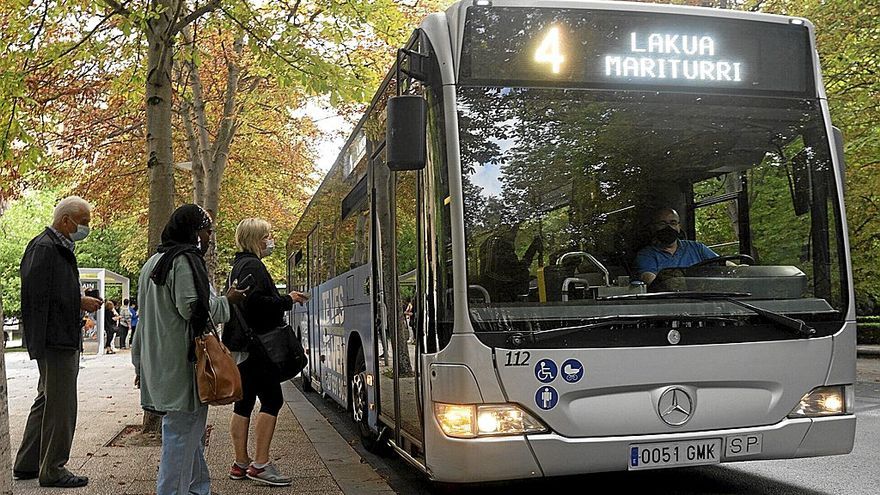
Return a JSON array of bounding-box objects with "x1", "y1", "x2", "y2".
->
[{"x1": 131, "y1": 253, "x2": 230, "y2": 413}]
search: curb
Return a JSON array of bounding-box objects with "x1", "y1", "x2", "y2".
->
[
  {"x1": 857, "y1": 346, "x2": 880, "y2": 358},
  {"x1": 282, "y1": 382, "x2": 395, "y2": 495}
]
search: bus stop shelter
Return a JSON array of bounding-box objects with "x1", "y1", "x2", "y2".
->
[{"x1": 79, "y1": 268, "x2": 130, "y2": 355}]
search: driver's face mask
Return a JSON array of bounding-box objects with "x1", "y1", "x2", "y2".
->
[{"x1": 654, "y1": 225, "x2": 680, "y2": 246}]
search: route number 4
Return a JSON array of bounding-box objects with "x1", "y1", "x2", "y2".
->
[{"x1": 534, "y1": 26, "x2": 564, "y2": 74}]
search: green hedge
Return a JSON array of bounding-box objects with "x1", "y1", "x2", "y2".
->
[{"x1": 857, "y1": 322, "x2": 880, "y2": 345}]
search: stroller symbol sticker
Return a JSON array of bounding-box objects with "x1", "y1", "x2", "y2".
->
[
  {"x1": 561, "y1": 359, "x2": 584, "y2": 383},
  {"x1": 535, "y1": 386, "x2": 559, "y2": 410},
  {"x1": 534, "y1": 359, "x2": 557, "y2": 383}
]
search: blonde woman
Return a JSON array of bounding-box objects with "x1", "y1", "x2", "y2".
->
[{"x1": 224, "y1": 218, "x2": 307, "y2": 486}]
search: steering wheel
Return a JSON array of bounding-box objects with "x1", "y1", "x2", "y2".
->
[{"x1": 688, "y1": 254, "x2": 755, "y2": 268}]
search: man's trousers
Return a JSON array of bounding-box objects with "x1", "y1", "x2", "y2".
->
[{"x1": 14, "y1": 348, "x2": 80, "y2": 484}]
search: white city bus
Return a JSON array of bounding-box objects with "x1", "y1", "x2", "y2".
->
[{"x1": 286, "y1": 0, "x2": 854, "y2": 483}]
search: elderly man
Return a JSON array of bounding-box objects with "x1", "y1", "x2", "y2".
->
[
  {"x1": 635, "y1": 207, "x2": 718, "y2": 285},
  {"x1": 14, "y1": 196, "x2": 102, "y2": 488}
]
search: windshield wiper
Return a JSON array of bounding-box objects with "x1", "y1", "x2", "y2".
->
[
  {"x1": 598, "y1": 291, "x2": 816, "y2": 338},
  {"x1": 529, "y1": 314, "x2": 672, "y2": 343}
]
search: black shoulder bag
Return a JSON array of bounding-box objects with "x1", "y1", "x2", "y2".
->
[{"x1": 227, "y1": 262, "x2": 307, "y2": 383}]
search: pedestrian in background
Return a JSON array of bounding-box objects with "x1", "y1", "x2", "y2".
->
[
  {"x1": 103, "y1": 300, "x2": 118, "y2": 354},
  {"x1": 132, "y1": 204, "x2": 247, "y2": 495},
  {"x1": 128, "y1": 301, "x2": 138, "y2": 348},
  {"x1": 14, "y1": 196, "x2": 102, "y2": 488},
  {"x1": 117, "y1": 298, "x2": 131, "y2": 349},
  {"x1": 81, "y1": 314, "x2": 95, "y2": 337},
  {"x1": 224, "y1": 218, "x2": 307, "y2": 486}
]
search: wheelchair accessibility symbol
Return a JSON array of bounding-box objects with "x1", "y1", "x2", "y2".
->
[
  {"x1": 561, "y1": 359, "x2": 584, "y2": 383},
  {"x1": 534, "y1": 359, "x2": 557, "y2": 383}
]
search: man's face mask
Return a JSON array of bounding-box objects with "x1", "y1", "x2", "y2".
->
[
  {"x1": 70, "y1": 224, "x2": 90, "y2": 242},
  {"x1": 66, "y1": 214, "x2": 90, "y2": 242},
  {"x1": 655, "y1": 225, "x2": 679, "y2": 245}
]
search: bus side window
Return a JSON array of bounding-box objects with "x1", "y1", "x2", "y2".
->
[{"x1": 693, "y1": 173, "x2": 744, "y2": 257}]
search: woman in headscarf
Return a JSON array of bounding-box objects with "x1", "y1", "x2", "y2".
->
[{"x1": 131, "y1": 204, "x2": 247, "y2": 495}]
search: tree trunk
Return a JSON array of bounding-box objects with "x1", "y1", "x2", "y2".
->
[
  {"x1": 182, "y1": 31, "x2": 244, "y2": 283},
  {"x1": 202, "y1": 35, "x2": 243, "y2": 218},
  {"x1": 143, "y1": 0, "x2": 180, "y2": 436},
  {"x1": 146, "y1": 0, "x2": 178, "y2": 251},
  {"x1": 179, "y1": 99, "x2": 206, "y2": 207}
]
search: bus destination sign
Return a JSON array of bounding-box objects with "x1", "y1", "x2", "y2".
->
[
  {"x1": 604, "y1": 32, "x2": 743, "y2": 82},
  {"x1": 461, "y1": 7, "x2": 814, "y2": 96}
]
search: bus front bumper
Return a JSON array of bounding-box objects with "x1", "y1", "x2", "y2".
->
[{"x1": 426, "y1": 415, "x2": 854, "y2": 483}]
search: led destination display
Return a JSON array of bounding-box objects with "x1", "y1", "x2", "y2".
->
[{"x1": 461, "y1": 7, "x2": 814, "y2": 96}]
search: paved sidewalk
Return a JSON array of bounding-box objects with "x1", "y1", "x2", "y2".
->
[{"x1": 5, "y1": 350, "x2": 393, "y2": 495}]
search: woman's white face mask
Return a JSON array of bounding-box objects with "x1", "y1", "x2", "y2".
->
[{"x1": 262, "y1": 238, "x2": 275, "y2": 258}]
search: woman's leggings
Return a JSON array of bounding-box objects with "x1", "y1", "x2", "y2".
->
[{"x1": 233, "y1": 357, "x2": 283, "y2": 417}]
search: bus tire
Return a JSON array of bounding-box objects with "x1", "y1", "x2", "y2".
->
[{"x1": 352, "y1": 351, "x2": 389, "y2": 455}]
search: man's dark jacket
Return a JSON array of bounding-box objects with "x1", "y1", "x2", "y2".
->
[{"x1": 20, "y1": 228, "x2": 83, "y2": 360}]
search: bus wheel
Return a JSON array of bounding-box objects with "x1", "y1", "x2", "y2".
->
[{"x1": 352, "y1": 351, "x2": 388, "y2": 455}]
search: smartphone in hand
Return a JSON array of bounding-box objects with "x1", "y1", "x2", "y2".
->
[{"x1": 236, "y1": 273, "x2": 254, "y2": 290}]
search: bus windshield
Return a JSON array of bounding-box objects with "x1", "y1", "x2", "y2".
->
[{"x1": 458, "y1": 87, "x2": 846, "y2": 342}]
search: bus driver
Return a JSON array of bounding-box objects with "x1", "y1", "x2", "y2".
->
[{"x1": 635, "y1": 208, "x2": 718, "y2": 285}]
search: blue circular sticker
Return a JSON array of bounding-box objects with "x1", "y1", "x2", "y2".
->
[
  {"x1": 535, "y1": 386, "x2": 559, "y2": 410},
  {"x1": 534, "y1": 359, "x2": 558, "y2": 383},
  {"x1": 561, "y1": 359, "x2": 584, "y2": 383}
]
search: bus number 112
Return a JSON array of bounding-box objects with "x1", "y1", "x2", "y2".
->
[{"x1": 505, "y1": 351, "x2": 531, "y2": 367}]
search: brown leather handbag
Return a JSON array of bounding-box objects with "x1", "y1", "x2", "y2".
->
[{"x1": 194, "y1": 324, "x2": 242, "y2": 406}]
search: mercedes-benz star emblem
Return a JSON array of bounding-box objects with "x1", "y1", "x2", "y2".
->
[{"x1": 658, "y1": 387, "x2": 693, "y2": 426}]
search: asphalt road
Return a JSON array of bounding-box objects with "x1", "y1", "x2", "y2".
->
[{"x1": 297, "y1": 359, "x2": 880, "y2": 494}]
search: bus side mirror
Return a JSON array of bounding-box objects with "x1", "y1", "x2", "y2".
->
[{"x1": 386, "y1": 95, "x2": 427, "y2": 171}]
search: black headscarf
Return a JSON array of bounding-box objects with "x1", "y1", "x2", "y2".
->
[{"x1": 150, "y1": 205, "x2": 213, "y2": 358}]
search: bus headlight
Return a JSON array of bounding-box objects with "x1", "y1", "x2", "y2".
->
[
  {"x1": 788, "y1": 385, "x2": 850, "y2": 417},
  {"x1": 434, "y1": 402, "x2": 547, "y2": 438}
]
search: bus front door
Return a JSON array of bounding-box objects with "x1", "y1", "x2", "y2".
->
[
  {"x1": 394, "y1": 170, "x2": 423, "y2": 448},
  {"x1": 373, "y1": 156, "x2": 424, "y2": 452},
  {"x1": 308, "y1": 227, "x2": 322, "y2": 393}
]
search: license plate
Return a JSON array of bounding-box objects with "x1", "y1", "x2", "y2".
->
[
  {"x1": 629, "y1": 439, "x2": 722, "y2": 470},
  {"x1": 725, "y1": 433, "x2": 763, "y2": 458}
]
